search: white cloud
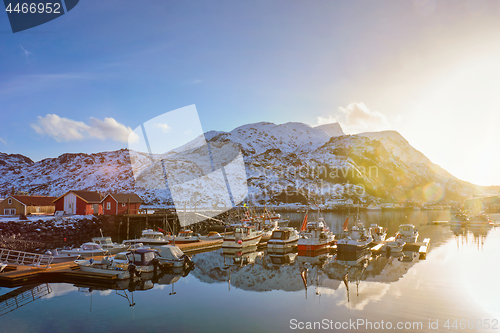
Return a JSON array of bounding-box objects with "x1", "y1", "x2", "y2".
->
[
  {"x1": 0, "y1": 137, "x2": 6, "y2": 145},
  {"x1": 20, "y1": 45, "x2": 33, "y2": 63},
  {"x1": 154, "y1": 122, "x2": 172, "y2": 133},
  {"x1": 31, "y1": 114, "x2": 133, "y2": 143},
  {"x1": 316, "y1": 102, "x2": 391, "y2": 134}
]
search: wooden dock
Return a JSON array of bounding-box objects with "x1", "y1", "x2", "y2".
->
[{"x1": 0, "y1": 239, "x2": 224, "y2": 287}]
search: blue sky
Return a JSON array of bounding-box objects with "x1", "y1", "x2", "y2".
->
[{"x1": 2, "y1": 0, "x2": 500, "y2": 185}]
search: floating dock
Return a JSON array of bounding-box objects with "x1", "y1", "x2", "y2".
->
[{"x1": 0, "y1": 239, "x2": 224, "y2": 288}]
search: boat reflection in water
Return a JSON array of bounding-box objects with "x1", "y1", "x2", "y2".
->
[
  {"x1": 268, "y1": 247, "x2": 298, "y2": 265},
  {"x1": 222, "y1": 246, "x2": 264, "y2": 267}
]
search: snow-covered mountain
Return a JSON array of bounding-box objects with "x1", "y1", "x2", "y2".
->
[{"x1": 0, "y1": 121, "x2": 478, "y2": 204}]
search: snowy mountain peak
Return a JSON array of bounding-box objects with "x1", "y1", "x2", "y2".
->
[{"x1": 315, "y1": 122, "x2": 345, "y2": 137}]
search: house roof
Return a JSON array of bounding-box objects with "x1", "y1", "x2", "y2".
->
[
  {"x1": 104, "y1": 193, "x2": 143, "y2": 203},
  {"x1": 53, "y1": 190, "x2": 103, "y2": 203},
  {"x1": 11, "y1": 195, "x2": 57, "y2": 207}
]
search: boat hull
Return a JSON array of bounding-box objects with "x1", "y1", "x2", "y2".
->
[
  {"x1": 76, "y1": 262, "x2": 130, "y2": 279},
  {"x1": 267, "y1": 238, "x2": 298, "y2": 250},
  {"x1": 222, "y1": 234, "x2": 262, "y2": 248}
]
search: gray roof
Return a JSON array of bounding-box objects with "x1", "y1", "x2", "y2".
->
[{"x1": 104, "y1": 193, "x2": 143, "y2": 203}]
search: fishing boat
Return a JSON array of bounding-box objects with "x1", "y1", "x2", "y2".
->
[
  {"x1": 122, "y1": 229, "x2": 170, "y2": 247},
  {"x1": 267, "y1": 227, "x2": 300, "y2": 251},
  {"x1": 384, "y1": 239, "x2": 405, "y2": 253},
  {"x1": 165, "y1": 230, "x2": 201, "y2": 244},
  {"x1": 337, "y1": 223, "x2": 373, "y2": 252},
  {"x1": 395, "y1": 224, "x2": 419, "y2": 243},
  {"x1": 60, "y1": 242, "x2": 109, "y2": 256},
  {"x1": 92, "y1": 236, "x2": 129, "y2": 254},
  {"x1": 222, "y1": 224, "x2": 263, "y2": 248},
  {"x1": 74, "y1": 257, "x2": 130, "y2": 279},
  {"x1": 369, "y1": 224, "x2": 387, "y2": 242},
  {"x1": 45, "y1": 248, "x2": 81, "y2": 263},
  {"x1": 297, "y1": 218, "x2": 335, "y2": 253},
  {"x1": 156, "y1": 245, "x2": 194, "y2": 269}
]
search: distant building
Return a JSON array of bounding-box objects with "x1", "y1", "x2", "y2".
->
[
  {"x1": 101, "y1": 193, "x2": 143, "y2": 215},
  {"x1": 53, "y1": 190, "x2": 103, "y2": 215},
  {"x1": 0, "y1": 195, "x2": 56, "y2": 215}
]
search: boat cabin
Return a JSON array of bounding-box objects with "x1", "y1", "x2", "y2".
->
[
  {"x1": 81, "y1": 243, "x2": 104, "y2": 251},
  {"x1": 92, "y1": 237, "x2": 114, "y2": 246},
  {"x1": 234, "y1": 225, "x2": 256, "y2": 235},
  {"x1": 271, "y1": 229, "x2": 292, "y2": 240},
  {"x1": 126, "y1": 249, "x2": 158, "y2": 266},
  {"x1": 399, "y1": 224, "x2": 416, "y2": 237},
  {"x1": 142, "y1": 229, "x2": 166, "y2": 240}
]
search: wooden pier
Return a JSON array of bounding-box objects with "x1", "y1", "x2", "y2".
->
[{"x1": 0, "y1": 239, "x2": 223, "y2": 288}]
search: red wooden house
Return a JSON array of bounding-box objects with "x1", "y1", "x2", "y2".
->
[
  {"x1": 53, "y1": 190, "x2": 104, "y2": 215},
  {"x1": 101, "y1": 193, "x2": 143, "y2": 215}
]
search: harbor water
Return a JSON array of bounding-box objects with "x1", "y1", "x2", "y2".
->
[{"x1": 1, "y1": 211, "x2": 499, "y2": 332}]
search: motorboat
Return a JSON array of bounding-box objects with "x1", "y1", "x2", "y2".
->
[
  {"x1": 297, "y1": 219, "x2": 335, "y2": 253},
  {"x1": 395, "y1": 224, "x2": 419, "y2": 243},
  {"x1": 122, "y1": 229, "x2": 170, "y2": 247},
  {"x1": 60, "y1": 242, "x2": 109, "y2": 257},
  {"x1": 369, "y1": 224, "x2": 387, "y2": 242},
  {"x1": 45, "y1": 248, "x2": 81, "y2": 263},
  {"x1": 222, "y1": 224, "x2": 263, "y2": 248},
  {"x1": 165, "y1": 230, "x2": 201, "y2": 244},
  {"x1": 74, "y1": 256, "x2": 130, "y2": 279},
  {"x1": 155, "y1": 245, "x2": 194, "y2": 269},
  {"x1": 337, "y1": 223, "x2": 373, "y2": 252},
  {"x1": 383, "y1": 240, "x2": 405, "y2": 253},
  {"x1": 198, "y1": 231, "x2": 224, "y2": 241},
  {"x1": 112, "y1": 249, "x2": 161, "y2": 273},
  {"x1": 267, "y1": 227, "x2": 299, "y2": 251},
  {"x1": 261, "y1": 212, "x2": 290, "y2": 227},
  {"x1": 92, "y1": 236, "x2": 129, "y2": 254}
]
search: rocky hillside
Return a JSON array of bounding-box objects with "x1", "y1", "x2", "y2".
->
[{"x1": 0, "y1": 121, "x2": 478, "y2": 205}]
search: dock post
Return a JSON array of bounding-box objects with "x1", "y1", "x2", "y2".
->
[{"x1": 127, "y1": 215, "x2": 130, "y2": 240}]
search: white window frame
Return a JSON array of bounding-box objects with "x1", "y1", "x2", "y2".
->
[
  {"x1": 106, "y1": 202, "x2": 111, "y2": 210},
  {"x1": 8, "y1": 198, "x2": 12, "y2": 205},
  {"x1": 4, "y1": 208, "x2": 16, "y2": 215},
  {"x1": 122, "y1": 202, "x2": 126, "y2": 207}
]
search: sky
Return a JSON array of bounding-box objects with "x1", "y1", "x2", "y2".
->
[{"x1": 1, "y1": 0, "x2": 500, "y2": 186}]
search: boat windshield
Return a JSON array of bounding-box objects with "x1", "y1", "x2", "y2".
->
[{"x1": 271, "y1": 231, "x2": 283, "y2": 239}]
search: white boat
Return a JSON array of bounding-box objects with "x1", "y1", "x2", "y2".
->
[
  {"x1": 366, "y1": 204, "x2": 381, "y2": 210},
  {"x1": 384, "y1": 240, "x2": 405, "y2": 253},
  {"x1": 74, "y1": 257, "x2": 130, "y2": 279},
  {"x1": 45, "y1": 249, "x2": 81, "y2": 263},
  {"x1": 267, "y1": 227, "x2": 299, "y2": 251},
  {"x1": 122, "y1": 229, "x2": 170, "y2": 247},
  {"x1": 369, "y1": 224, "x2": 387, "y2": 242},
  {"x1": 92, "y1": 237, "x2": 129, "y2": 254},
  {"x1": 297, "y1": 219, "x2": 335, "y2": 253},
  {"x1": 165, "y1": 230, "x2": 201, "y2": 244},
  {"x1": 198, "y1": 231, "x2": 224, "y2": 241},
  {"x1": 337, "y1": 223, "x2": 373, "y2": 252},
  {"x1": 60, "y1": 242, "x2": 109, "y2": 257},
  {"x1": 395, "y1": 224, "x2": 419, "y2": 243},
  {"x1": 0, "y1": 261, "x2": 7, "y2": 273},
  {"x1": 112, "y1": 248, "x2": 160, "y2": 273},
  {"x1": 156, "y1": 245, "x2": 194, "y2": 269},
  {"x1": 222, "y1": 224, "x2": 263, "y2": 248}
]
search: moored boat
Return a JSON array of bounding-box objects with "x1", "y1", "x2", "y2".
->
[
  {"x1": 297, "y1": 219, "x2": 335, "y2": 253},
  {"x1": 60, "y1": 242, "x2": 109, "y2": 257},
  {"x1": 267, "y1": 227, "x2": 299, "y2": 251},
  {"x1": 165, "y1": 230, "x2": 201, "y2": 244},
  {"x1": 369, "y1": 224, "x2": 387, "y2": 242},
  {"x1": 156, "y1": 245, "x2": 194, "y2": 269},
  {"x1": 92, "y1": 236, "x2": 129, "y2": 254},
  {"x1": 198, "y1": 231, "x2": 224, "y2": 241},
  {"x1": 337, "y1": 223, "x2": 373, "y2": 252},
  {"x1": 395, "y1": 224, "x2": 419, "y2": 243},
  {"x1": 122, "y1": 229, "x2": 170, "y2": 247},
  {"x1": 74, "y1": 257, "x2": 130, "y2": 279},
  {"x1": 222, "y1": 224, "x2": 263, "y2": 248}
]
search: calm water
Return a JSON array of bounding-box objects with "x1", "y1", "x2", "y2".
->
[{"x1": 1, "y1": 211, "x2": 500, "y2": 333}]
